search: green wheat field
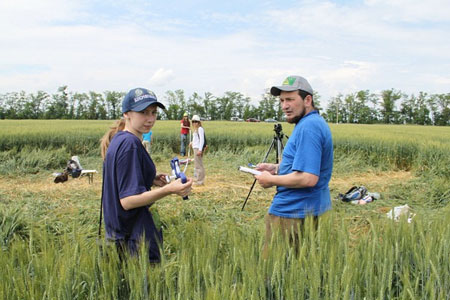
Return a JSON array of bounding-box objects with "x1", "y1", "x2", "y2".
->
[{"x1": 0, "y1": 120, "x2": 449, "y2": 299}]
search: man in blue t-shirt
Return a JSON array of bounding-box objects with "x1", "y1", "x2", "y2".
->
[{"x1": 255, "y1": 75, "x2": 333, "y2": 255}]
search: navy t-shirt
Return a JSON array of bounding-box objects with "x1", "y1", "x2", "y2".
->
[{"x1": 102, "y1": 131, "x2": 161, "y2": 261}]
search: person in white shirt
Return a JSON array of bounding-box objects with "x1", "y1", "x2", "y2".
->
[{"x1": 190, "y1": 115, "x2": 205, "y2": 185}]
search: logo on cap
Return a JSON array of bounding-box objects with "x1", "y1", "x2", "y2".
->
[
  {"x1": 282, "y1": 76, "x2": 296, "y2": 86},
  {"x1": 132, "y1": 89, "x2": 157, "y2": 103},
  {"x1": 135, "y1": 89, "x2": 143, "y2": 97}
]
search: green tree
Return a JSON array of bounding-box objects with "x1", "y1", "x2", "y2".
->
[
  {"x1": 73, "y1": 92, "x2": 90, "y2": 119},
  {"x1": 380, "y1": 89, "x2": 402, "y2": 124},
  {"x1": 430, "y1": 93, "x2": 449, "y2": 126},
  {"x1": 312, "y1": 91, "x2": 322, "y2": 112},
  {"x1": 202, "y1": 92, "x2": 216, "y2": 120},
  {"x1": 215, "y1": 92, "x2": 236, "y2": 120},
  {"x1": 87, "y1": 91, "x2": 103, "y2": 119},
  {"x1": 325, "y1": 95, "x2": 342, "y2": 123},
  {"x1": 258, "y1": 91, "x2": 277, "y2": 120},
  {"x1": 400, "y1": 94, "x2": 416, "y2": 124},
  {"x1": 1, "y1": 92, "x2": 22, "y2": 119},
  {"x1": 187, "y1": 92, "x2": 206, "y2": 119},
  {"x1": 230, "y1": 92, "x2": 251, "y2": 119},
  {"x1": 45, "y1": 86, "x2": 69, "y2": 119},
  {"x1": 354, "y1": 90, "x2": 378, "y2": 124},
  {"x1": 414, "y1": 92, "x2": 431, "y2": 125},
  {"x1": 331, "y1": 94, "x2": 347, "y2": 123},
  {"x1": 344, "y1": 93, "x2": 357, "y2": 123},
  {"x1": 24, "y1": 91, "x2": 49, "y2": 119},
  {"x1": 163, "y1": 90, "x2": 186, "y2": 120},
  {"x1": 15, "y1": 91, "x2": 28, "y2": 119},
  {"x1": 104, "y1": 91, "x2": 123, "y2": 120},
  {"x1": 0, "y1": 95, "x2": 5, "y2": 119}
]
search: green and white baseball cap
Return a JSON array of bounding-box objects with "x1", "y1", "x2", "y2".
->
[{"x1": 270, "y1": 75, "x2": 313, "y2": 96}]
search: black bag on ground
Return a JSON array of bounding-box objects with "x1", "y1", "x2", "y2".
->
[
  {"x1": 338, "y1": 186, "x2": 368, "y2": 202},
  {"x1": 66, "y1": 159, "x2": 82, "y2": 178},
  {"x1": 54, "y1": 172, "x2": 69, "y2": 183}
]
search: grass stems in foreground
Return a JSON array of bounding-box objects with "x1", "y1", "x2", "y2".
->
[{"x1": 1, "y1": 213, "x2": 449, "y2": 299}]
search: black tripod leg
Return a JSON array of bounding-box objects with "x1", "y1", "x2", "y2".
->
[
  {"x1": 241, "y1": 179, "x2": 257, "y2": 211},
  {"x1": 241, "y1": 138, "x2": 276, "y2": 211},
  {"x1": 276, "y1": 137, "x2": 283, "y2": 163}
]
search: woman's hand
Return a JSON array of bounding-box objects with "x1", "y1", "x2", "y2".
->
[
  {"x1": 167, "y1": 177, "x2": 193, "y2": 198},
  {"x1": 197, "y1": 150, "x2": 203, "y2": 156},
  {"x1": 153, "y1": 173, "x2": 168, "y2": 187},
  {"x1": 121, "y1": 176, "x2": 192, "y2": 210}
]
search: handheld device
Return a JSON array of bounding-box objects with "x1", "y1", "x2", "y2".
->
[
  {"x1": 238, "y1": 166, "x2": 261, "y2": 176},
  {"x1": 165, "y1": 157, "x2": 189, "y2": 200}
]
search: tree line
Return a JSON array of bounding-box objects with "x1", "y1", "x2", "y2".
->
[{"x1": 0, "y1": 86, "x2": 448, "y2": 125}]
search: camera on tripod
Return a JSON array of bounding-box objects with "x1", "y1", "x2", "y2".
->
[
  {"x1": 274, "y1": 123, "x2": 283, "y2": 136},
  {"x1": 241, "y1": 122, "x2": 287, "y2": 210}
]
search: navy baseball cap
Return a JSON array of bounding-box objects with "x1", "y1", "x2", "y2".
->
[{"x1": 122, "y1": 88, "x2": 166, "y2": 113}]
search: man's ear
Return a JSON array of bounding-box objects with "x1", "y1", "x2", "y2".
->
[{"x1": 304, "y1": 94, "x2": 313, "y2": 107}]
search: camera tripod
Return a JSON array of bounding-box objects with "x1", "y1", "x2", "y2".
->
[{"x1": 241, "y1": 124, "x2": 287, "y2": 210}]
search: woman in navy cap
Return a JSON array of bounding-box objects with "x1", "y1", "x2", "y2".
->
[{"x1": 100, "y1": 88, "x2": 192, "y2": 262}]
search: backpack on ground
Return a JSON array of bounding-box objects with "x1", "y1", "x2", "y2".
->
[
  {"x1": 338, "y1": 186, "x2": 368, "y2": 202},
  {"x1": 66, "y1": 158, "x2": 82, "y2": 178}
]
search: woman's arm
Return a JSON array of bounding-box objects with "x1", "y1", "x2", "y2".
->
[
  {"x1": 120, "y1": 178, "x2": 193, "y2": 210},
  {"x1": 198, "y1": 127, "x2": 205, "y2": 150}
]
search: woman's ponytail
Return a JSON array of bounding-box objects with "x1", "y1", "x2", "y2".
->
[{"x1": 100, "y1": 119, "x2": 125, "y2": 160}]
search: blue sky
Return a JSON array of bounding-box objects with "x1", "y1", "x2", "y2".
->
[{"x1": 1, "y1": 0, "x2": 449, "y2": 106}]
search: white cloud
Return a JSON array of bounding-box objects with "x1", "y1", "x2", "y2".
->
[
  {"x1": 434, "y1": 75, "x2": 450, "y2": 85},
  {"x1": 0, "y1": 0, "x2": 449, "y2": 108},
  {"x1": 0, "y1": 0, "x2": 83, "y2": 27},
  {"x1": 364, "y1": 0, "x2": 450, "y2": 22},
  {"x1": 149, "y1": 68, "x2": 175, "y2": 87},
  {"x1": 317, "y1": 60, "x2": 377, "y2": 95}
]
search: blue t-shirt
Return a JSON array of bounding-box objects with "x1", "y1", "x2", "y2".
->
[
  {"x1": 142, "y1": 131, "x2": 152, "y2": 142},
  {"x1": 269, "y1": 110, "x2": 333, "y2": 218},
  {"x1": 102, "y1": 131, "x2": 161, "y2": 261}
]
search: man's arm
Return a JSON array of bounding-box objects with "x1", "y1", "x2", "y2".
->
[{"x1": 255, "y1": 170, "x2": 318, "y2": 189}]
